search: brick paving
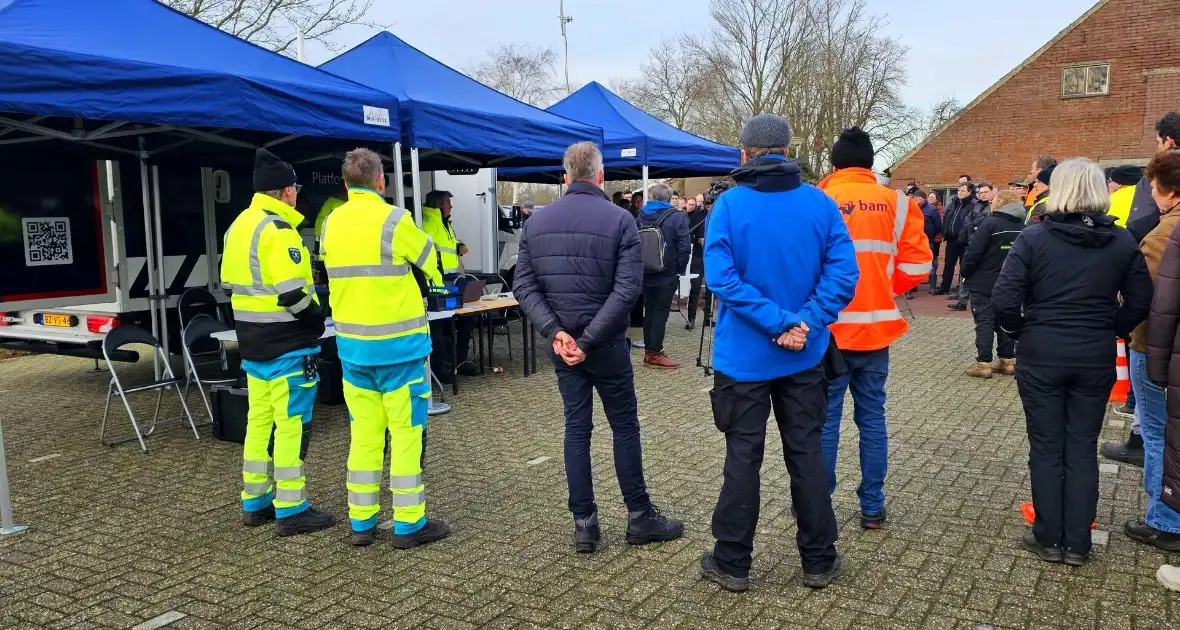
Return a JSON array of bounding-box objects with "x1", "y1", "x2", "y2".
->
[{"x1": 0, "y1": 313, "x2": 1177, "y2": 629}]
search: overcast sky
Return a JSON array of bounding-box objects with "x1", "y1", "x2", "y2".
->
[{"x1": 307, "y1": 0, "x2": 1095, "y2": 112}]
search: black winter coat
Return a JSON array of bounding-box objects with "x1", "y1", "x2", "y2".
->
[
  {"x1": 960, "y1": 202, "x2": 1025, "y2": 296},
  {"x1": 943, "y1": 196, "x2": 982, "y2": 244},
  {"x1": 918, "y1": 199, "x2": 941, "y2": 243},
  {"x1": 992, "y1": 212, "x2": 1152, "y2": 368},
  {"x1": 513, "y1": 182, "x2": 643, "y2": 352}
]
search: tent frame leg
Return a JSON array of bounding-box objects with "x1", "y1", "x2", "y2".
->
[{"x1": 0, "y1": 421, "x2": 28, "y2": 536}]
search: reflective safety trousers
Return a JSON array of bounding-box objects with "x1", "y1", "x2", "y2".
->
[
  {"x1": 240, "y1": 349, "x2": 320, "y2": 518},
  {"x1": 344, "y1": 359, "x2": 430, "y2": 534}
]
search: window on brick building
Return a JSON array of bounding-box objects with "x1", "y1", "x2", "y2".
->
[{"x1": 1061, "y1": 63, "x2": 1109, "y2": 98}]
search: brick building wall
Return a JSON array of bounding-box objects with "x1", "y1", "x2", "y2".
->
[{"x1": 890, "y1": 0, "x2": 1180, "y2": 190}]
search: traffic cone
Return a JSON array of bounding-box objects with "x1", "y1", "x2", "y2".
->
[
  {"x1": 1110, "y1": 339, "x2": 1130, "y2": 403},
  {"x1": 1021, "y1": 502, "x2": 1095, "y2": 529}
]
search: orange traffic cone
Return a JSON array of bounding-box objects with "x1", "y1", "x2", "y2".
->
[{"x1": 1110, "y1": 339, "x2": 1130, "y2": 403}]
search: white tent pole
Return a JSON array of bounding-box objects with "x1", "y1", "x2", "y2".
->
[
  {"x1": 642, "y1": 164, "x2": 649, "y2": 205},
  {"x1": 411, "y1": 147, "x2": 424, "y2": 228},
  {"x1": 151, "y1": 165, "x2": 170, "y2": 364},
  {"x1": 138, "y1": 151, "x2": 161, "y2": 379},
  {"x1": 0, "y1": 420, "x2": 28, "y2": 536},
  {"x1": 393, "y1": 142, "x2": 405, "y2": 207}
]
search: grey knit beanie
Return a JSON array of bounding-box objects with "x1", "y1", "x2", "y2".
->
[{"x1": 739, "y1": 114, "x2": 792, "y2": 149}]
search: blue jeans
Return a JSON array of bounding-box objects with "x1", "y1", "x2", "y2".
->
[
  {"x1": 1129, "y1": 349, "x2": 1180, "y2": 533},
  {"x1": 551, "y1": 341, "x2": 652, "y2": 518},
  {"x1": 822, "y1": 347, "x2": 889, "y2": 515}
]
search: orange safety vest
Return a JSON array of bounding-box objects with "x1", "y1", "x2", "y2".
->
[{"x1": 817, "y1": 168, "x2": 933, "y2": 351}]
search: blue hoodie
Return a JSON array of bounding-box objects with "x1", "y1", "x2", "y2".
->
[
  {"x1": 637, "y1": 199, "x2": 691, "y2": 288},
  {"x1": 704, "y1": 156, "x2": 859, "y2": 382}
]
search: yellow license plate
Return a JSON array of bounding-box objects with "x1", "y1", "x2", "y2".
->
[{"x1": 41, "y1": 314, "x2": 72, "y2": 327}]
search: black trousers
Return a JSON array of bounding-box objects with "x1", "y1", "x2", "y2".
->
[
  {"x1": 429, "y1": 319, "x2": 473, "y2": 368},
  {"x1": 928, "y1": 241, "x2": 941, "y2": 288},
  {"x1": 970, "y1": 293, "x2": 1015, "y2": 362},
  {"x1": 709, "y1": 364, "x2": 839, "y2": 577},
  {"x1": 1016, "y1": 363, "x2": 1114, "y2": 554},
  {"x1": 687, "y1": 274, "x2": 712, "y2": 323},
  {"x1": 630, "y1": 294, "x2": 645, "y2": 328},
  {"x1": 939, "y1": 240, "x2": 965, "y2": 293},
  {"x1": 642, "y1": 283, "x2": 676, "y2": 353}
]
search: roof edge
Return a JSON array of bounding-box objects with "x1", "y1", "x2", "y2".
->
[{"x1": 888, "y1": 0, "x2": 1110, "y2": 174}]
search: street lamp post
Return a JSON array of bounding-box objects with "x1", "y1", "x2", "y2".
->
[{"x1": 559, "y1": 0, "x2": 573, "y2": 94}]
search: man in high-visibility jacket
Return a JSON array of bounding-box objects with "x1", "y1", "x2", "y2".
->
[
  {"x1": 816, "y1": 127, "x2": 932, "y2": 530},
  {"x1": 1026, "y1": 155, "x2": 1056, "y2": 210},
  {"x1": 1027, "y1": 165, "x2": 1053, "y2": 224},
  {"x1": 1108, "y1": 164, "x2": 1143, "y2": 227},
  {"x1": 422, "y1": 189, "x2": 475, "y2": 380},
  {"x1": 322, "y1": 148, "x2": 450, "y2": 548},
  {"x1": 313, "y1": 186, "x2": 347, "y2": 252},
  {"x1": 221, "y1": 148, "x2": 334, "y2": 536}
]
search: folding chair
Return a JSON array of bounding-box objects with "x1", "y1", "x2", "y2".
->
[
  {"x1": 486, "y1": 274, "x2": 516, "y2": 361},
  {"x1": 178, "y1": 286, "x2": 222, "y2": 329},
  {"x1": 101, "y1": 324, "x2": 199, "y2": 453},
  {"x1": 895, "y1": 293, "x2": 916, "y2": 321},
  {"x1": 181, "y1": 315, "x2": 239, "y2": 423}
]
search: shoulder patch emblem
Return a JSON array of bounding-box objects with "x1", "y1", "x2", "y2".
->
[{"x1": 289, "y1": 248, "x2": 302, "y2": 264}]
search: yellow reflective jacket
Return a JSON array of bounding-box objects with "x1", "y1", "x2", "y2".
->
[
  {"x1": 314, "y1": 196, "x2": 345, "y2": 247},
  {"x1": 421, "y1": 205, "x2": 462, "y2": 274},
  {"x1": 323, "y1": 187, "x2": 442, "y2": 366},
  {"x1": 1109, "y1": 186, "x2": 1134, "y2": 227},
  {"x1": 221, "y1": 193, "x2": 325, "y2": 361}
]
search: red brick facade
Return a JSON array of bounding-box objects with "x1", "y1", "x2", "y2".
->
[{"x1": 890, "y1": 0, "x2": 1180, "y2": 191}]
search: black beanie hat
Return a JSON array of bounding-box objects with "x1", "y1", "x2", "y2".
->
[
  {"x1": 253, "y1": 148, "x2": 297, "y2": 192},
  {"x1": 1036, "y1": 163, "x2": 1056, "y2": 186},
  {"x1": 1110, "y1": 164, "x2": 1143, "y2": 187},
  {"x1": 831, "y1": 127, "x2": 875, "y2": 170}
]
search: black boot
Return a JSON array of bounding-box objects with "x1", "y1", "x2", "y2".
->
[
  {"x1": 1021, "y1": 528, "x2": 1062, "y2": 563},
  {"x1": 242, "y1": 505, "x2": 275, "y2": 527},
  {"x1": 391, "y1": 519, "x2": 450, "y2": 549},
  {"x1": 275, "y1": 506, "x2": 336, "y2": 537},
  {"x1": 574, "y1": 512, "x2": 600, "y2": 554},
  {"x1": 1102, "y1": 432, "x2": 1145, "y2": 467},
  {"x1": 802, "y1": 555, "x2": 842, "y2": 589},
  {"x1": 626, "y1": 506, "x2": 684, "y2": 545},
  {"x1": 699, "y1": 551, "x2": 749, "y2": 592},
  {"x1": 350, "y1": 528, "x2": 377, "y2": 547}
]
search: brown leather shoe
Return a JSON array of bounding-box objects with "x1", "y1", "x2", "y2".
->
[
  {"x1": 993, "y1": 358, "x2": 1016, "y2": 376},
  {"x1": 644, "y1": 351, "x2": 679, "y2": 369},
  {"x1": 965, "y1": 362, "x2": 993, "y2": 379}
]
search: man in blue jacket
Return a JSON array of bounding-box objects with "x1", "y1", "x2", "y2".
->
[
  {"x1": 514, "y1": 141, "x2": 684, "y2": 554},
  {"x1": 698, "y1": 114, "x2": 859, "y2": 592}
]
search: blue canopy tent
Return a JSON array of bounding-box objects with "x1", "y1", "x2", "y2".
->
[
  {"x1": 0, "y1": 0, "x2": 404, "y2": 381},
  {"x1": 498, "y1": 82, "x2": 740, "y2": 191},
  {"x1": 320, "y1": 32, "x2": 604, "y2": 235}
]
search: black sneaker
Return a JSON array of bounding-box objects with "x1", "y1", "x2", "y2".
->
[
  {"x1": 242, "y1": 505, "x2": 275, "y2": 527},
  {"x1": 626, "y1": 506, "x2": 684, "y2": 545},
  {"x1": 457, "y1": 363, "x2": 479, "y2": 377},
  {"x1": 1063, "y1": 551, "x2": 1088, "y2": 567},
  {"x1": 1021, "y1": 528, "x2": 1062, "y2": 563},
  {"x1": 861, "y1": 510, "x2": 886, "y2": 530},
  {"x1": 947, "y1": 302, "x2": 967, "y2": 311},
  {"x1": 1101, "y1": 434, "x2": 1145, "y2": 467},
  {"x1": 1112, "y1": 404, "x2": 1135, "y2": 418},
  {"x1": 930, "y1": 289, "x2": 947, "y2": 296},
  {"x1": 574, "y1": 512, "x2": 600, "y2": 554},
  {"x1": 275, "y1": 506, "x2": 336, "y2": 537},
  {"x1": 1124, "y1": 519, "x2": 1180, "y2": 551},
  {"x1": 802, "y1": 554, "x2": 842, "y2": 589},
  {"x1": 391, "y1": 519, "x2": 450, "y2": 549},
  {"x1": 699, "y1": 551, "x2": 749, "y2": 592},
  {"x1": 350, "y1": 528, "x2": 377, "y2": 547}
]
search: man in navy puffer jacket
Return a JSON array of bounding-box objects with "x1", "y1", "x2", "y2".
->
[{"x1": 514, "y1": 141, "x2": 684, "y2": 555}]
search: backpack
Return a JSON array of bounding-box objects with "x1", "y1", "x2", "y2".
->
[{"x1": 639, "y1": 209, "x2": 676, "y2": 273}]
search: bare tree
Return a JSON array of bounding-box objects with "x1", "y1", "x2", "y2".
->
[
  {"x1": 466, "y1": 44, "x2": 562, "y2": 107},
  {"x1": 625, "y1": 39, "x2": 711, "y2": 132},
  {"x1": 161, "y1": 0, "x2": 382, "y2": 56}
]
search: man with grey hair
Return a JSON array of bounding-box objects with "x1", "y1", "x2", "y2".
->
[
  {"x1": 636, "y1": 182, "x2": 691, "y2": 367},
  {"x1": 521, "y1": 200, "x2": 536, "y2": 225},
  {"x1": 514, "y1": 141, "x2": 684, "y2": 553},
  {"x1": 322, "y1": 147, "x2": 450, "y2": 548}
]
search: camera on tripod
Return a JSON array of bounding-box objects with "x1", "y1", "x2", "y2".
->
[{"x1": 703, "y1": 179, "x2": 733, "y2": 207}]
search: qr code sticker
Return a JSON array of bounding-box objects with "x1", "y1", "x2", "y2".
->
[{"x1": 23, "y1": 217, "x2": 74, "y2": 267}]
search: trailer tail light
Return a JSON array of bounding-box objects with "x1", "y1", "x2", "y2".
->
[
  {"x1": 0, "y1": 313, "x2": 8, "y2": 326},
  {"x1": 87, "y1": 315, "x2": 120, "y2": 334}
]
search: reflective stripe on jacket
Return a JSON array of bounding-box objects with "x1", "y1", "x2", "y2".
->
[
  {"x1": 421, "y1": 205, "x2": 461, "y2": 274},
  {"x1": 220, "y1": 193, "x2": 323, "y2": 361},
  {"x1": 818, "y1": 168, "x2": 933, "y2": 351},
  {"x1": 323, "y1": 187, "x2": 442, "y2": 366}
]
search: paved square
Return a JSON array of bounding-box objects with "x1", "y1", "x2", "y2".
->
[{"x1": 1, "y1": 314, "x2": 1176, "y2": 629}]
